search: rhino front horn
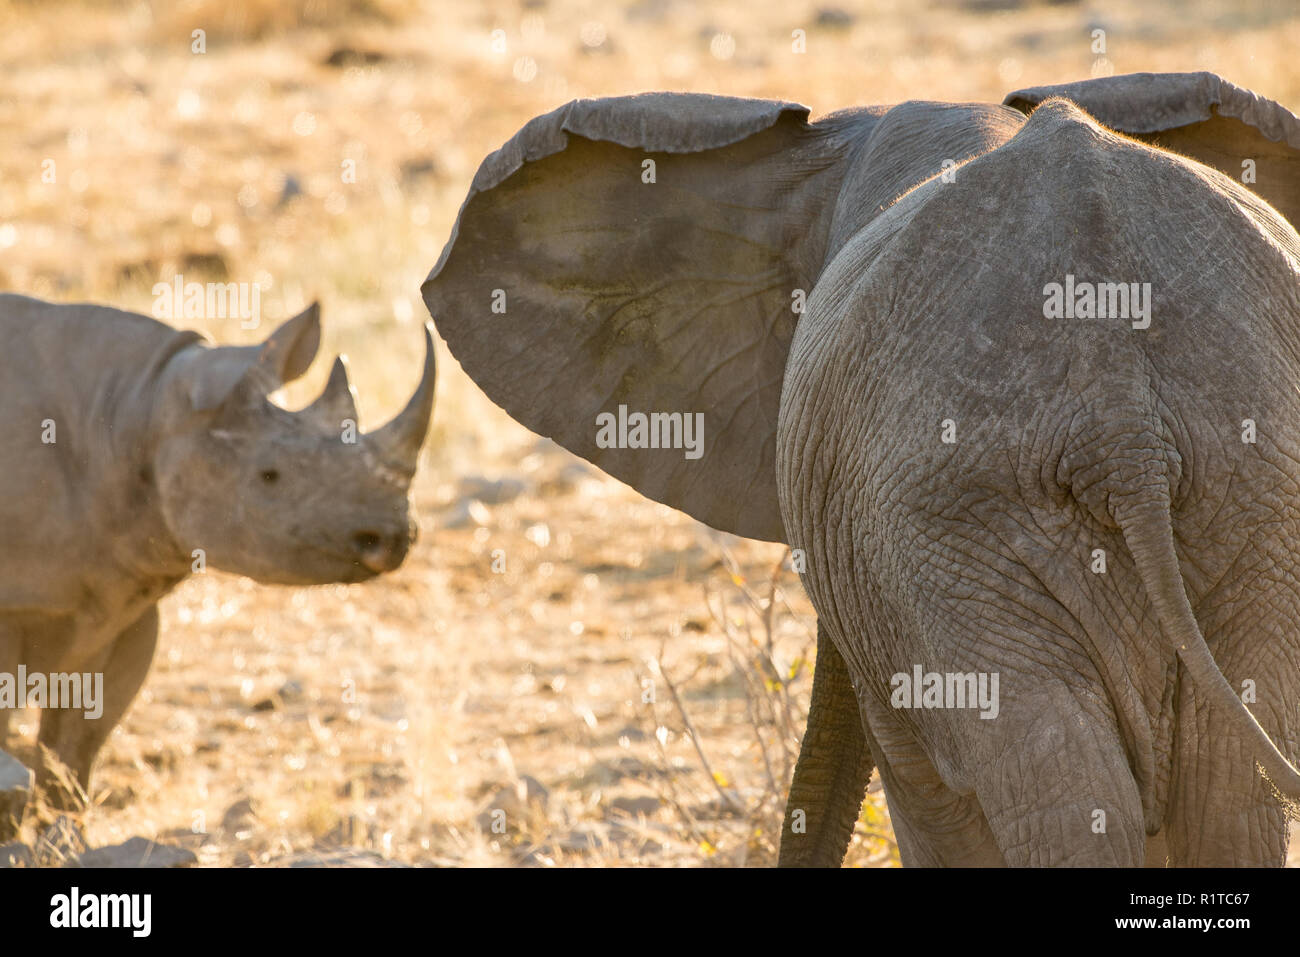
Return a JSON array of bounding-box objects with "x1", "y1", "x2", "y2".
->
[
  {"x1": 300, "y1": 355, "x2": 358, "y2": 428},
  {"x1": 369, "y1": 322, "x2": 436, "y2": 473}
]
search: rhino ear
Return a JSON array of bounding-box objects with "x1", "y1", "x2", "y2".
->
[
  {"x1": 1004, "y1": 72, "x2": 1300, "y2": 229},
  {"x1": 186, "y1": 302, "x2": 322, "y2": 412},
  {"x1": 422, "y1": 94, "x2": 875, "y2": 543}
]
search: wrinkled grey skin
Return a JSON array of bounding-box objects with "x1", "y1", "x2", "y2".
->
[
  {"x1": 424, "y1": 72, "x2": 1300, "y2": 866},
  {"x1": 0, "y1": 296, "x2": 435, "y2": 804}
]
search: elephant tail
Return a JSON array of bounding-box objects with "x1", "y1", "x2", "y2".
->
[
  {"x1": 779, "y1": 624, "x2": 874, "y2": 866},
  {"x1": 1111, "y1": 485, "x2": 1300, "y2": 806}
]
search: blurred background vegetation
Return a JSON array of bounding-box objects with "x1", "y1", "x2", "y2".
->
[{"x1": 0, "y1": 0, "x2": 1295, "y2": 866}]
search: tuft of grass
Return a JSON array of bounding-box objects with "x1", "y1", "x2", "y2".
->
[
  {"x1": 638, "y1": 544, "x2": 899, "y2": 866},
  {"x1": 0, "y1": 0, "x2": 1296, "y2": 868}
]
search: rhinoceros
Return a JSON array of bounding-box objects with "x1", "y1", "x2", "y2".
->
[{"x1": 0, "y1": 295, "x2": 435, "y2": 808}]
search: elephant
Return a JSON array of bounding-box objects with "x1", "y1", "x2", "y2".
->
[{"x1": 421, "y1": 72, "x2": 1300, "y2": 866}]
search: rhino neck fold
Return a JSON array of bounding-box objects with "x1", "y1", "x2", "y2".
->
[{"x1": 93, "y1": 332, "x2": 203, "y2": 586}]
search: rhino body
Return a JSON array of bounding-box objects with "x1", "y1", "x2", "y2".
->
[{"x1": 0, "y1": 294, "x2": 435, "y2": 806}]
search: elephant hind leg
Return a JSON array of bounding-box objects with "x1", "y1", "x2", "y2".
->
[
  {"x1": 780, "y1": 623, "x2": 1006, "y2": 867},
  {"x1": 858, "y1": 695, "x2": 1005, "y2": 866},
  {"x1": 972, "y1": 684, "x2": 1146, "y2": 866},
  {"x1": 778, "y1": 624, "x2": 874, "y2": 867},
  {"x1": 1162, "y1": 677, "x2": 1290, "y2": 866}
]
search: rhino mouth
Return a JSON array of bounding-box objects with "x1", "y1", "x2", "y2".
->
[{"x1": 289, "y1": 534, "x2": 410, "y2": 584}]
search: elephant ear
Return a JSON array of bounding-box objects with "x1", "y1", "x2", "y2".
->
[
  {"x1": 1004, "y1": 72, "x2": 1300, "y2": 229},
  {"x1": 422, "y1": 94, "x2": 879, "y2": 542}
]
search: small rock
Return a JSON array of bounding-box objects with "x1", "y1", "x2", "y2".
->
[
  {"x1": 155, "y1": 826, "x2": 213, "y2": 850},
  {"x1": 35, "y1": 815, "x2": 88, "y2": 867},
  {"x1": 116, "y1": 257, "x2": 159, "y2": 286},
  {"x1": 607, "y1": 821, "x2": 665, "y2": 854},
  {"x1": 74, "y1": 837, "x2": 197, "y2": 869},
  {"x1": 607, "y1": 795, "x2": 662, "y2": 817},
  {"x1": 0, "y1": 841, "x2": 34, "y2": 868},
  {"x1": 323, "y1": 814, "x2": 369, "y2": 846},
  {"x1": 142, "y1": 748, "x2": 177, "y2": 772},
  {"x1": 504, "y1": 775, "x2": 550, "y2": 810},
  {"x1": 815, "y1": 7, "x2": 855, "y2": 28},
  {"x1": 180, "y1": 250, "x2": 229, "y2": 279},
  {"x1": 696, "y1": 790, "x2": 746, "y2": 818},
  {"x1": 488, "y1": 777, "x2": 548, "y2": 813},
  {"x1": 277, "y1": 173, "x2": 303, "y2": 207},
  {"x1": 279, "y1": 848, "x2": 408, "y2": 867},
  {"x1": 220, "y1": 797, "x2": 259, "y2": 835},
  {"x1": 552, "y1": 461, "x2": 596, "y2": 492},
  {"x1": 626, "y1": 0, "x2": 669, "y2": 22},
  {"x1": 528, "y1": 437, "x2": 565, "y2": 457},
  {"x1": 535, "y1": 821, "x2": 665, "y2": 858},
  {"x1": 0, "y1": 750, "x2": 31, "y2": 790},
  {"x1": 475, "y1": 775, "x2": 550, "y2": 832},
  {"x1": 252, "y1": 677, "x2": 304, "y2": 712},
  {"x1": 584, "y1": 756, "x2": 679, "y2": 785},
  {"x1": 440, "y1": 498, "x2": 491, "y2": 530},
  {"x1": 456, "y1": 475, "x2": 531, "y2": 506},
  {"x1": 400, "y1": 158, "x2": 438, "y2": 185},
  {"x1": 554, "y1": 826, "x2": 608, "y2": 853},
  {"x1": 322, "y1": 47, "x2": 387, "y2": 68},
  {"x1": 0, "y1": 751, "x2": 32, "y2": 838},
  {"x1": 367, "y1": 763, "x2": 407, "y2": 796},
  {"x1": 513, "y1": 847, "x2": 556, "y2": 867}
]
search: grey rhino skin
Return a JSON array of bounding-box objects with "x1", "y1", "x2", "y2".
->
[
  {"x1": 0, "y1": 296, "x2": 435, "y2": 806},
  {"x1": 423, "y1": 72, "x2": 1300, "y2": 866}
]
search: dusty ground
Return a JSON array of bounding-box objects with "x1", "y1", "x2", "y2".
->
[{"x1": 0, "y1": 0, "x2": 1297, "y2": 866}]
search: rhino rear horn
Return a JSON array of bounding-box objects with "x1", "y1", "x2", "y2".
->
[
  {"x1": 299, "y1": 355, "x2": 358, "y2": 429},
  {"x1": 369, "y1": 323, "x2": 436, "y2": 474}
]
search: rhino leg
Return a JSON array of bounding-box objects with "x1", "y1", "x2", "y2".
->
[{"x1": 37, "y1": 606, "x2": 159, "y2": 808}]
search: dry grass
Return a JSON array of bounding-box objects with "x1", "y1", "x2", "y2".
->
[{"x1": 0, "y1": 0, "x2": 1296, "y2": 865}]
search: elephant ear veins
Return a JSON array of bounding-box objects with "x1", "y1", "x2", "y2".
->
[
  {"x1": 422, "y1": 94, "x2": 881, "y2": 543},
  {"x1": 1004, "y1": 72, "x2": 1300, "y2": 231}
]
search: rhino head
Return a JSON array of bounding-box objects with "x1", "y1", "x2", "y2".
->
[{"x1": 148, "y1": 303, "x2": 436, "y2": 585}]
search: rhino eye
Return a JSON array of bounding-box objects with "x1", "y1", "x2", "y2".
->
[{"x1": 260, "y1": 469, "x2": 280, "y2": 485}]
